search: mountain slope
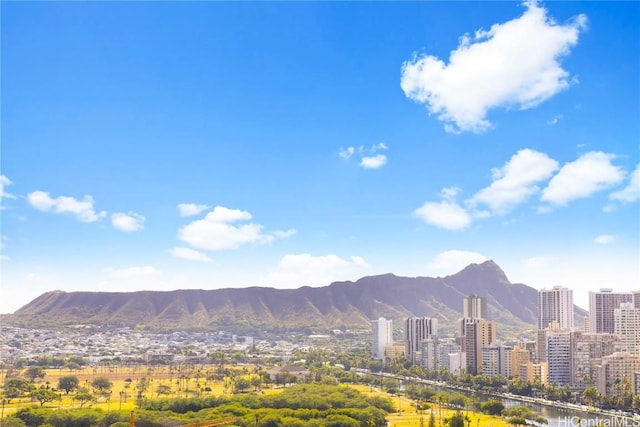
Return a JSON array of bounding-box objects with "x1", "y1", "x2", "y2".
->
[{"x1": 4, "y1": 260, "x2": 585, "y2": 333}]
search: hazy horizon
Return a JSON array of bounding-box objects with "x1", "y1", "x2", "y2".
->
[{"x1": 1, "y1": 2, "x2": 638, "y2": 315}]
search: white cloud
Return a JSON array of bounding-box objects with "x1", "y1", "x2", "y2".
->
[
  {"x1": 415, "y1": 150, "x2": 631, "y2": 231},
  {"x1": 339, "y1": 143, "x2": 389, "y2": 169},
  {"x1": 471, "y1": 149, "x2": 559, "y2": 214},
  {"x1": 111, "y1": 212, "x2": 145, "y2": 232},
  {"x1": 206, "y1": 206, "x2": 252, "y2": 223},
  {"x1": 27, "y1": 190, "x2": 107, "y2": 222},
  {"x1": 105, "y1": 266, "x2": 159, "y2": 279},
  {"x1": 0, "y1": 255, "x2": 8, "y2": 262},
  {"x1": 263, "y1": 253, "x2": 370, "y2": 288},
  {"x1": 360, "y1": 154, "x2": 388, "y2": 169},
  {"x1": 0, "y1": 175, "x2": 16, "y2": 207},
  {"x1": 400, "y1": 1, "x2": 587, "y2": 133},
  {"x1": 414, "y1": 200, "x2": 471, "y2": 231},
  {"x1": 170, "y1": 247, "x2": 213, "y2": 263},
  {"x1": 609, "y1": 163, "x2": 640, "y2": 204},
  {"x1": 414, "y1": 187, "x2": 471, "y2": 231},
  {"x1": 178, "y1": 206, "x2": 285, "y2": 251},
  {"x1": 594, "y1": 235, "x2": 615, "y2": 244},
  {"x1": 272, "y1": 229, "x2": 297, "y2": 238},
  {"x1": 427, "y1": 250, "x2": 488, "y2": 275},
  {"x1": 178, "y1": 203, "x2": 210, "y2": 217},
  {"x1": 339, "y1": 147, "x2": 356, "y2": 160},
  {"x1": 541, "y1": 151, "x2": 626, "y2": 206}
]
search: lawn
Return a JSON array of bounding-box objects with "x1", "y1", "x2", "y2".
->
[{"x1": 1, "y1": 365, "x2": 510, "y2": 427}]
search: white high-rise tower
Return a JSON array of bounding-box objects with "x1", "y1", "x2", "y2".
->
[
  {"x1": 464, "y1": 294, "x2": 487, "y2": 319},
  {"x1": 371, "y1": 317, "x2": 393, "y2": 360},
  {"x1": 538, "y1": 286, "x2": 574, "y2": 330},
  {"x1": 614, "y1": 302, "x2": 640, "y2": 356}
]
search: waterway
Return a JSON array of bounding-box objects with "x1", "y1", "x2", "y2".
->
[
  {"x1": 388, "y1": 373, "x2": 639, "y2": 427},
  {"x1": 499, "y1": 397, "x2": 628, "y2": 427}
]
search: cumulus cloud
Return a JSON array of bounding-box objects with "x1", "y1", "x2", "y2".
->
[
  {"x1": 27, "y1": 190, "x2": 107, "y2": 222},
  {"x1": 414, "y1": 201, "x2": 471, "y2": 231},
  {"x1": 111, "y1": 212, "x2": 145, "y2": 232},
  {"x1": 414, "y1": 150, "x2": 634, "y2": 231},
  {"x1": 471, "y1": 149, "x2": 559, "y2": 214},
  {"x1": 594, "y1": 235, "x2": 615, "y2": 244},
  {"x1": 541, "y1": 151, "x2": 625, "y2": 206},
  {"x1": 400, "y1": 1, "x2": 587, "y2": 133},
  {"x1": 360, "y1": 154, "x2": 388, "y2": 169},
  {"x1": 178, "y1": 203, "x2": 210, "y2": 217},
  {"x1": 609, "y1": 163, "x2": 640, "y2": 204},
  {"x1": 178, "y1": 206, "x2": 292, "y2": 251},
  {"x1": 427, "y1": 250, "x2": 488, "y2": 275},
  {"x1": 263, "y1": 253, "x2": 370, "y2": 288},
  {"x1": 413, "y1": 187, "x2": 472, "y2": 231},
  {"x1": 170, "y1": 247, "x2": 213, "y2": 263},
  {"x1": 339, "y1": 143, "x2": 389, "y2": 169}
]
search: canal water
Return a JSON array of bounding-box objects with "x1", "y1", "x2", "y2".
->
[{"x1": 487, "y1": 395, "x2": 635, "y2": 427}]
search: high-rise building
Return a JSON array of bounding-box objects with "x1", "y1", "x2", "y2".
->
[
  {"x1": 547, "y1": 330, "x2": 572, "y2": 386},
  {"x1": 538, "y1": 286, "x2": 574, "y2": 330},
  {"x1": 614, "y1": 302, "x2": 640, "y2": 356},
  {"x1": 595, "y1": 352, "x2": 640, "y2": 397},
  {"x1": 633, "y1": 290, "x2": 640, "y2": 309},
  {"x1": 371, "y1": 317, "x2": 393, "y2": 360},
  {"x1": 464, "y1": 294, "x2": 487, "y2": 319},
  {"x1": 405, "y1": 317, "x2": 437, "y2": 364},
  {"x1": 536, "y1": 321, "x2": 563, "y2": 363},
  {"x1": 589, "y1": 289, "x2": 633, "y2": 333},
  {"x1": 464, "y1": 318, "x2": 496, "y2": 375},
  {"x1": 570, "y1": 331, "x2": 619, "y2": 392}
]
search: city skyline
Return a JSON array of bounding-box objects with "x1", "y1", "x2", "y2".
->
[{"x1": 1, "y1": 2, "x2": 638, "y2": 314}]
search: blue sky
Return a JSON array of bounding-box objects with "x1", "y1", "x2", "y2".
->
[{"x1": 1, "y1": 1, "x2": 638, "y2": 314}]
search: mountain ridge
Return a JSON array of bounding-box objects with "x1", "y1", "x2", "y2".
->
[{"x1": 3, "y1": 260, "x2": 586, "y2": 334}]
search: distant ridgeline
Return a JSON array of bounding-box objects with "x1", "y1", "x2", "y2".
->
[{"x1": 3, "y1": 261, "x2": 586, "y2": 336}]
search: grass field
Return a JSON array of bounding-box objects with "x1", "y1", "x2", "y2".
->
[
  {"x1": 1, "y1": 364, "x2": 246, "y2": 416},
  {"x1": 349, "y1": 384, "x2": 510, "y2": 427},
  {"x1": 1, "y1": 365, "x2": 510, "y2": 427}
]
